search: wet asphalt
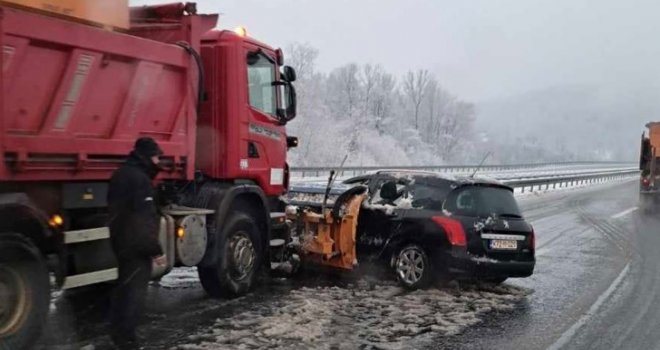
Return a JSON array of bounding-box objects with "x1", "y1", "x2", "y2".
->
[{"x1": 36, "y1": 179, "x2": 654, "y2": 350}]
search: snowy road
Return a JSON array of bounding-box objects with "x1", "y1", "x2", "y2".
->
[{"x1": 37, "y1": 178, "x2": 654, "y2": 350}]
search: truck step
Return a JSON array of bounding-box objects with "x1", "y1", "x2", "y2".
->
[
  {"x1": 62, "y1": 268, "x2": 117, "y2": 289},
  {"x1": 64, "y1": 227, "x2": 110, "y2": 244}
]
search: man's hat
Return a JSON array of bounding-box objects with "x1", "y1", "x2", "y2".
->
[{"x1": 134, "y1": 137, "x2": 164, "y2": 157}]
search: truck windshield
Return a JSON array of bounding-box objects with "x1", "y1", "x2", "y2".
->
[
  {"x1": 247, "y1": 52, "x2": 277, "y2": 116},
  {"x1": 444, "y1": 185, "x2": 522, "y2": 218}
]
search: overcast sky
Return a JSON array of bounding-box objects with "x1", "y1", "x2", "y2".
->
[{"x1": 131, "y1": 0, "x2": 660, "y2": 102}]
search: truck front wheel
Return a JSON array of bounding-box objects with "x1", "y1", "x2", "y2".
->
[
  {"x1": 198, "y1": 212, "x2": 262, "y2": 298},
  {"x1": 0, "y1": 233, "x2": 50, "y2": 350}
]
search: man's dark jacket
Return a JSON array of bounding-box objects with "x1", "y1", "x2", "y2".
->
[{"x1": 107, "y1": 151, "x2": 163, "y2": 260}]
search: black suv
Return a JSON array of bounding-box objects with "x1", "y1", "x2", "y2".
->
[{"x1": 347, "y1": 170, "x2": 535, "y2": 289}]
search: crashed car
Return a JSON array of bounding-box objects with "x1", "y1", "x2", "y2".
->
[
  {"x1": 343, "y1": 170, "x2": 536, "y2": 288},
  {"x1": 286, "y1": 170, "x2": 535, "y2": 289}
]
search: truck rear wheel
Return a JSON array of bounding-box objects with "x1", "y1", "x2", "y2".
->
[
  {"x1": 0, "y1": 233, "x2": 50, "y2": 350},
  {"x1": 198, "y1": 212, "x2": 262, "y2": 298}
]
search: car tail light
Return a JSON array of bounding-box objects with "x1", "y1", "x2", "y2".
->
[
  {"x1": 431, "y1": 216, "x2": 467, "y2": 246},
  {"x1": 530, "y1": 227, "x2": 535, "y2": 250}
]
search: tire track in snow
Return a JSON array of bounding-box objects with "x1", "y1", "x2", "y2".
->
[{"x1": 545, "y1": 262, "x2": 630, "y2": 350}]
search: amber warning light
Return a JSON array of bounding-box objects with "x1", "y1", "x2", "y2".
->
[
  {"x1": 49, "y1": 214, "x2": 64, "y2": 228},
  {"x1": 234, "y1": 26, "x2": 247, "y2": 37},
  {"x1": 176, "y1": 226, "x2": 186, "y2": 239}
]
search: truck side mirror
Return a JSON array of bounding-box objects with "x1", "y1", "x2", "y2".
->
[
  {"x1": 275, "y1": 73, "x2": 297, "y2": 125},
  {"x1": 285, "y1": 83, "x2": 297, "y2": 121},
  {"x1": 282, "y1": 66, "x2": 297, "y2": 82}
]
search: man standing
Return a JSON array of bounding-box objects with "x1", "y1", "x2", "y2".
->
[{"x1": 108, "y1": 137, "x2": 167, "y2": 348}]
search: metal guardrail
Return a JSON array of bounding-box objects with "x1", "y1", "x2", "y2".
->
[
  {"x1": 288, "y1": 168, "x2": 640, "y2": 196},
  {"x1": 290, "y1": 161, "x2": 636, "y2": 178},
  {"x1": 503, "y1": 168, "x2": 639, "y2": 193}
]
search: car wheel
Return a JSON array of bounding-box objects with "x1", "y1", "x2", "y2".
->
[{"x1": 394, "y1": 244, "x2": 432, "y2": 290}]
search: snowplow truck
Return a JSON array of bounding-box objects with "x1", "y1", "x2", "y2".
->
[
  {"x1": 0, "y1": 2, "x2": 298, "y2": 349},
  {"x1": 640, "y1": 122, "x2": 660, "y2": 211}
]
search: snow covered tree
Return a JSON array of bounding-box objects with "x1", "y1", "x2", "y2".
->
[
  {"x1": 283, "y1": 42, "x2": 477, "y2": 166},
  {"x1": 286, "y1": 42, "x2": 319, "y2": 82},
  {"x1": 403, "y1": 69, "x2": 430, "y2": 130},
  {"x1": 326, "y1": 63, "x2": 361, "y2": 119}
]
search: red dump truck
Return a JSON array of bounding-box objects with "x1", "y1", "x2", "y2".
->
[{"x1": 0, "y1": 2, "x2": 298, "y2": 348}]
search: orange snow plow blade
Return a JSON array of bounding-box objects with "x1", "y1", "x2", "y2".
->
[{"x1": 297, "y1": 192, "x2": 367, "y2": 270}]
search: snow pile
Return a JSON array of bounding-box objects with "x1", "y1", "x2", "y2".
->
[
  {"x1": 176, "y1": 282, "x2": 530, "y2": 350},
  {"x1": 363, "y1": 202, "x2": 397, "y2": 215},
  {"x1": 394, "y1": 196, "x2": 414, "y2": 209},
  {"x1": 287, "y1": 192, "x2": 337, "y2": 204},
  {"x1": 158, "y1": 267, "x2": 199, "y2": 289}
]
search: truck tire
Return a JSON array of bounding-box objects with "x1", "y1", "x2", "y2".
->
[
  {"x1": 198, "y1": 212, "x2": 262, "y2": 298},
  {"x1": 0, "y1": 233, "x2": 50, "y2": 350}
]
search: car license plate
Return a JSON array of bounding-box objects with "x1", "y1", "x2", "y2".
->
[{"x1": 490, "y1": 239, "x2": 517, "y2": 250}]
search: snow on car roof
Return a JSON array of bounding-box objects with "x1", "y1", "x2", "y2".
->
[
  {"x1": 372, "y1": 170, "x2": 511, "y2": 189},
  {"x1": 342, "y1": 170, "x2": 512, "y2": 192},
  {"x1": 375, "y1": 169, "x2": 458, "y2": 181},
  {"x1": 454, "y1": 175, "x2": 507, "y2": 186}
]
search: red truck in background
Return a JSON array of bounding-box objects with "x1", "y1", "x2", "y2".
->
[
  {"x1": 0, "y1": 3, "x2": 298, "y2": 348},
  {"x1": 640, "y1": 122, "x2": 660, "y2": 211}
]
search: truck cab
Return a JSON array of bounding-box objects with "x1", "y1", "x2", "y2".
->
[{"x1": 198, "y1": 29, "x2": 296, "y2": 197}]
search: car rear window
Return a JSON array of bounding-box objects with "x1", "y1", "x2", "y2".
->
[{"x1": 443, "y1": 185, "x2": 522, "y2": 218}]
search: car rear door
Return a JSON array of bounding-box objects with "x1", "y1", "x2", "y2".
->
[{"x1": 443, "y1": 184, "x2": 534, "y2": 258}]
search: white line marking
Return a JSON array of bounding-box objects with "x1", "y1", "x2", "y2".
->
[
  {"x1": 546, "y1": 262, "x2": 630, "y2": 350},
  {"x1": 611, "y1": 207, "x2": 638, "y2": 219}
]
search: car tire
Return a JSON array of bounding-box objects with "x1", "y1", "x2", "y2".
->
[
  {"x1": 394, "y1": 244, "x2": 432, "y2": 290},
  {"x1": 198, "y1": 211, "x2": 262, "y2": 298},
  {"x1": 0, "y1": 233, "x2": 50, "y2": 350}
]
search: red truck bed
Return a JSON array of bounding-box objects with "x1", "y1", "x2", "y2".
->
[{"x1": 0, "y1": 5, "x2": 215, "y2": 181}]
